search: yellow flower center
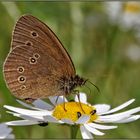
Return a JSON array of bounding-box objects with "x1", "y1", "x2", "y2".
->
[
  {"x1": 124, "y1": 3, "x2": 140, "y2": 13},
  {"x1": 53, "y1": 102, "x2": 98, "y2": 123}
]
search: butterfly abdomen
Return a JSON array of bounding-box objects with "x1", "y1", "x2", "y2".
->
[{"x1": 59, "y1": 75, "x2": 86, "y2": 95}]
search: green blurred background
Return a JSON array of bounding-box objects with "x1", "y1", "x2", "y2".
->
[{"x1": 0, "y1": 1, "x2": 140, "y2": 139}]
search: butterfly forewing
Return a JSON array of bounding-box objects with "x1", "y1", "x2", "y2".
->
[
  {"x1": 12, "y1": 15, "x2": 75, "y2": 76},
  {"x1": 4, "y1": 15, "x2": 76, "y2": 100}
]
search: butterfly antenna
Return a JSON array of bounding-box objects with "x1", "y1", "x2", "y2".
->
[
  {"x1": 84, "y1": 84, "x2": 91, "y2": 95},
  {"x1": 86, "y1": 80, "x2": 100, "y2": 94}
]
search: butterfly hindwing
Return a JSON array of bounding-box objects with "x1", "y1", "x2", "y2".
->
[{"x1": 4, "y1": 44, "x2": 69, "y2": 99}]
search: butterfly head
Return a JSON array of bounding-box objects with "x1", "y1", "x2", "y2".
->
[
  {"x1": 59, "y1": 75, "x2": 87, "y2": 95},
  {"x1": 73, "y1": 75, "x2": 87, "y2": 87}
]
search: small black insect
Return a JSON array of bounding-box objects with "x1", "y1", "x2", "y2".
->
[{"x1": 38, "y1": 121, "x2": 48, "y2": 127}]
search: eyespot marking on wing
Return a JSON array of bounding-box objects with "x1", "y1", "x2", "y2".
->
[
  {"x1": 29, "y1": 57, "x2": 37, "y2": 64},
  {"x1": 18, "y1": 75, "x2": 26, "y2": 83},
  {"x1": 31, "y1": 31, "x2": 38, "y2": 38},
  {"x1": 17, "y1": 66, "x2": 24, "y2": 73},
  {"x1": 20, "y1": 85, "x2": 26, "y2": 90},
  {"x1": 25, "y1": 41, "x2": 33, "y2": 46},
  {"x1": 33, "y1": 53, "x2": 40, "y2": 59}
]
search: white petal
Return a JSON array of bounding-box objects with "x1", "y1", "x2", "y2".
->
[
  {"x1": 6, "y1": 134, "x2": 15, "y2": 139},
  {"x1": 0, "y1": 124, "x2": 8, "y2": 129},
  {"x1": 4, "y1": 105, "x2": 51, "y2": 116},
  {"x1": 80, "y1": 125, "x2": 93, "y2": 139},
  {"x1": 0, "y1": 135, "x2": 7, "y2": 139},
  {"x1": 94, "y1": 104, "x2": 110, "y2": 114},
  {"x1": 19, "y1": 114, "x2": 44, "y2": 121},
  {"x1": 7, "y1": 111, "x2": 44, "y2": 122},
  {"x1": 44, "y1": 115, "x2": 61, "y2": 123},
  {"x1": 6, "y1": 111, "x2": 21, "y2": 117},
  {"x1": 114, "y1": 115, "x2": 140, "y2": 123},
  {"x1": 84, "y1": 124, "x2": 104, "y2": 136},
  {"x1": 101, "y1": 99, "x2": 135, "y2": 115},
  {"x1": 7, "y1": 111, "x2": 49, "y2": 122},
  {"x1": 0, "y1": 128, "x2": 12, "y2": 134},
  {"x1": 16, "y1": 100, "x2": 42, "y2": 110},
  {"x1": 49, "y1": 96, "x2": 67, "y2": 105},
  {"x1": 5, "y1": 120, "x2": 39, "y2": 126},
  {"x1": 0, "y1": 125, "x2": 12, "y2": 139},
  {"x1": 99, "y1": 107, "x2": 140, "y2": 119},
  {"x1": 0, "y1": 126, "x2": 11, "y2": 133},
  {"x1": 88, "y1": 123, "x2": 117, "y2": 130},
  {"x1": 75, "y1": 92, "x2": 87, "y2": 104},
  {"x1": 33, "y1": 99, "x2": 53, "y2": 110},
  {"x1": 61, "y1": 119, "x2": 74, "y2": 124},
  {"x1": 76, "y1": 115, "x2": 90, "y2": 124},
  {"x1": 0, "y1": 134, "x2": 8, "y2": 139},
  {"x1": 97, "y1": 114, "x2": 140, "y2": 123},
  {"x1": 96, "y1": 117, "x2": 123, "y2": 123}
]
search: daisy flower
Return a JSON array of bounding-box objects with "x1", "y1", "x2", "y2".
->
[
  {"x1": 0, "y1": 113, "x2": 15, "y2": 139},
  {"x1": 105, "y1": 2, "x2": 140, "y2": 30},
  {"x1": 4, "y1": 93, "x2": 140, "y2": 139},
  {"x1": 125, "y1": 44, "x2": 140, "y2": 62},
  {"x1": 0, "y1": 122, "x2": 14, "y2": 139}
]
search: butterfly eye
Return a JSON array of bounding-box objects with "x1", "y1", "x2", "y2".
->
[
  {"x1": 33, "y1": 53, "x2": 40, "y2": 59},
  {"x1": 90, "y1": 110, "x2": 96, "y2": 115},
  {"x1": 18, "y1": 76, "x2": 26, "y2": 83},
  {"x1": 29, "y1": 57, "x2": 37, "y2": 64},
  {"x1": 25, "y1": 41, "x2": 33, "y2": 46},
  {"x1": 17, "y1": 66, "x2": 24, "y2": 73},
  {"x1": 77, "y1": 112, "x2": 82, "y2": 118},
  {"x1": 31, "y1": 31, "x2": 38, "y2": 37}
]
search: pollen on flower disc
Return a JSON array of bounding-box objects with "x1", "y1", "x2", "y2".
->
[{"x1": 52, "y1": 102, "x2": 98, "y2": 122}]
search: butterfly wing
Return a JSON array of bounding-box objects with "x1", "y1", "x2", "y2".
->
[
  {"x1": 3, "y1": 15, "x2": 76, "y2": 100},
  {"x1": 11, "y1": 14, "x2": 75, "y2": 76}
]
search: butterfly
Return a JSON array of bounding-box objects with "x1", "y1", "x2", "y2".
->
[{"x1": 3, "y1": 15, "x2": 87, "y2": 102}]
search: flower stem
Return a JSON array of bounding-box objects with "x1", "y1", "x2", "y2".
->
[{"x1": 70, "y1": 125, "x2": 78, "y2": 139}]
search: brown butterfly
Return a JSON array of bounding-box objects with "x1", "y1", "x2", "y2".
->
[{"x1": 3, "y1": 15, "x2": 88, "y2": 102}]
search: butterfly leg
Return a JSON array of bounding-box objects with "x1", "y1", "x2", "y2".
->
[
  {"x1": 63, "y1": 95, "x2": 67, "y2": 112},
  {"x1": 55, "y1": 96, "x2": 59, "y2": 105},
  {"x1": 54, "y1": 95, "x2": 67, "y2": 111},
  {"x1": 73, "y1": 90, "x2": 85, "y2": 113},
  {"x1": 24, "y1": 98, "x2": 36, "y2": 103}
]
